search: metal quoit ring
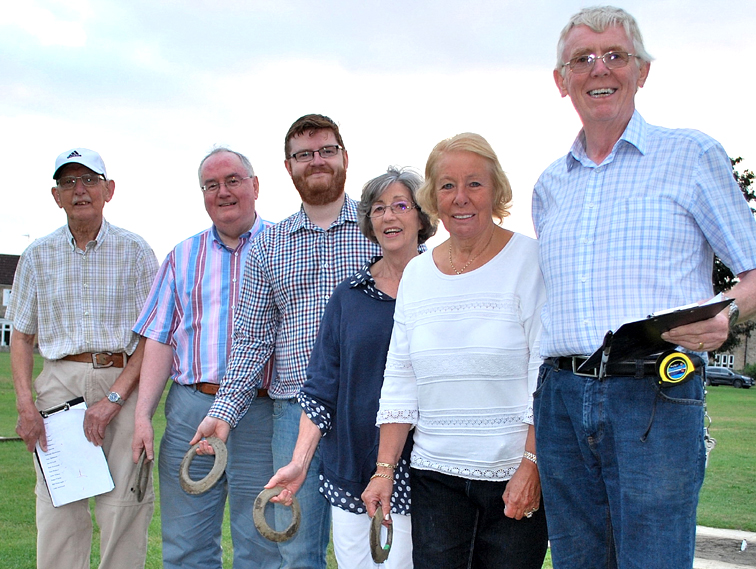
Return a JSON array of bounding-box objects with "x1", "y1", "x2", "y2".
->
[
  {"x1": 133, "y1": 449, "x2": 152, "y2": 502},
  {"x1": 369, "y1": 507, "x2": 393, "y2": 563},
  {"x1": 253, "y1": 487, "x2": 302, "y2": 542},
  {"x1": 178, "y1": 436, "x2": 228, "y2": 495}
]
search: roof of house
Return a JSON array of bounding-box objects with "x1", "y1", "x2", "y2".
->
[{"x1": 0, "y1": 254, "x2": 20, "y2": 286}]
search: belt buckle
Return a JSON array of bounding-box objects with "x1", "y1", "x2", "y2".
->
[
  {"x1": 92, "y1": 352, "x2": 114, "y2": 369},
  {"x1": 571, "y1": 357, "x2": 598, "y2": 378}
]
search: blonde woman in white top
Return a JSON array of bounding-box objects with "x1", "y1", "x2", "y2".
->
[{"x1": 362, "y1": 133, "x2": 548, "y2": 569}]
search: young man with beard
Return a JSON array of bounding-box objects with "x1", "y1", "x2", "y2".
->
[{"x1": 193, "y1": 114, "x2": 380, "y2": 568}]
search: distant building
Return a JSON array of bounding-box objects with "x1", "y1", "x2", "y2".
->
[
  {"x1": 0, "y1": 254, "x2": 20, "y2": 347},
  {"x1": 715, "y1": 334, "x2": 756, "y2": 372}
]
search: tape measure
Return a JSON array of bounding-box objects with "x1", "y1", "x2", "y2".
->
[{"x1": 655, "y1": 351, "x2": 696, "y2": 387}]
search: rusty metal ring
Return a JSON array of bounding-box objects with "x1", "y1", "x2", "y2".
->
[
  {"x1": 369, "y1": 507, "x2": 393, "y2": 563},
  {"x1": 134, "y1": 449, "x2": 152, "y2": 502},
  {"x1": 178, "y1": 437, "x2": 227, "y2": 495},
  {"x1": 253, "y1": 487, "x2": 301, "y2": 542}
]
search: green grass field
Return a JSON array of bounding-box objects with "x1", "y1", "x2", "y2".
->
[{"x1": 3, "y1": 352, "x2": 753, "y2": 567}]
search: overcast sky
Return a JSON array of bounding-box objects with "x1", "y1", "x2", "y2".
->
[{"x1": 1, "y1": 0, "x2": 754, "y2": 261}]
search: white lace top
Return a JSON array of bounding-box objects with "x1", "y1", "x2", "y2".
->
[{"x1": 377, "y1": 232, "x2": 546, "y2": 481}]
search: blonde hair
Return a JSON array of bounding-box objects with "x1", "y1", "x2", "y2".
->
[{"x1": 416, "y1": 133, "x2": 512, "y2": 225}]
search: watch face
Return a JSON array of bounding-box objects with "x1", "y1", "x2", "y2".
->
[{"x1": 108, "y1": 392, "x2": 121, "y2": 404}]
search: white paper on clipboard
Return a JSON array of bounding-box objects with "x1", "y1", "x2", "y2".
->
[{"x1": 34, "y1": 398, "x2": 114, "y2": 507}]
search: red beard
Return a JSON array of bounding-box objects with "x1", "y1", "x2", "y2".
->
[{"x1": 291, "y1": 165, "x2": 347, "y2": 206}]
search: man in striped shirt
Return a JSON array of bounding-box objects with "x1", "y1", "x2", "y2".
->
[
  {"x1": 132, "y1": 148, "x2": 281, "y2": 569},
  {"x1": 193, "y1": 115, "x2": 381, "y2": 569}
]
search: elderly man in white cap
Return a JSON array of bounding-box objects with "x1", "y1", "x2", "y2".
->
[{"x1": 7, "y1": 148, "x2": 158, "y2": 569}]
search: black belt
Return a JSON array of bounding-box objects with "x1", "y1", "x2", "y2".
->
[{"x1": 549, "y1": 356, "x2": 679, "y2": 378}]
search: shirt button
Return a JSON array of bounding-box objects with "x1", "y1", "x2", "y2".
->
[{"x1": 232, "y1": 278, "x2": 236, "y2": 283}]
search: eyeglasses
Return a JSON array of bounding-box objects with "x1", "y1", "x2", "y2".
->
[
  {"x1": 289, "y1": 145, "x2": 343, "y2": 163},
  {"x1": 201, "y1": 175, "x2": 252, "y2": 193},
  {"x1": 561, "y1": 51, "x2": 637, "y2": 74},
  {"x1": 56, "y1": 174, "x2": 105, "y2": 190},
  {"x1": 368, "y1": 201, "x2": 416, "y2": 218}
]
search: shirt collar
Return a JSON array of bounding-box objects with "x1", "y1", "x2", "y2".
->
[
  {"x1": 566, "y1": 110, "x2": 647, "y2": 170},
  {"x1": 349, "y1": 255, "x2": 382, "y2": 289},
  {"x1": 210, "y1": 212, "x2": 264, "y2": 251},
  {"x1": 288, "y1": 194, "x2": 358, "y2": 234},
  {"x1": 65, "y1": 218, "x2": 110, "y2": 252}
]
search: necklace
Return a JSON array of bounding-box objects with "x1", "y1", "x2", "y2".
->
[{"x1": 448, "y1": 228, "x2": 495, "y2": 275}]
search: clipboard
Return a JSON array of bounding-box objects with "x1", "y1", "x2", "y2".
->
[
  {"x1": 577, "y1": 298, "x2": 732, "y2": 373},
  {"x1": 35, "y1": 397, "x2": 115, "y2": 507}
]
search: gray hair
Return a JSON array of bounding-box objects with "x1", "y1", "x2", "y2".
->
[
  {"x1": 197, "y1": 147, "x2": 255, "y2": 185},
  {"x1": 556, "y1": 6, "x2": 654, "y2": 76},
  {"x1": 357, "y1": 167, "x2": 437, "y2": 245}
]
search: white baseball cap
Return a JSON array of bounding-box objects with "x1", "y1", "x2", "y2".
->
[{"x1": 53, "y1": 148, "x2": 108, "y2": 179}]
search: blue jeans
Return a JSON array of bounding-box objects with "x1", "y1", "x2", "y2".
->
[
  {"x1": 533, "y1": 362, "x2": 706, "y2": 569},
  {"x1": 410, "y1": 468, "x2": 548, "y2": 569},
  {"x1": 159, "y1": 383, "x2": 281, "y2": 569},
  {"x1": 272, "y1": 398, "x2": 331, "y2": 569}
]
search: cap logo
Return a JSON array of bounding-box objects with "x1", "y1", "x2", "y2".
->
[{"x1": 67, "y1": 150, "x2": 82, "y2": 158}]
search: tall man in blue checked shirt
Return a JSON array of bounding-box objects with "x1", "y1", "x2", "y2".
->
[
  {"x1": 532, "y1": 7, "x2": 756, "y2": 569},
  {"x1": 131, "y1": 148, "x2": 281, "y2": 569},
  {"x1": 8, "y1": 148, "x2": 158, "y2": 569},
  {"x1": 192, "y1": 114, "x2": 381, "y2": 569}
]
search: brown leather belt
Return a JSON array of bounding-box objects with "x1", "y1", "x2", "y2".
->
[
  {"x1": 190, "y1": 383, "x2": 268, "y2": 399},
  {"x1": 61, "y1": 352, "x2": 126, "y2": 369}
]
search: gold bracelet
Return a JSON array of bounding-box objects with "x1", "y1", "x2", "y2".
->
[
  {"x1": 370, "y1": 472, "x2": 393, "y2": 481},
  {"x1": 522, "y1": 451, "x2": 537, "y2": 465},
  {"x1": 375, "y1": 462, "x2": 396, "y2": 470}
]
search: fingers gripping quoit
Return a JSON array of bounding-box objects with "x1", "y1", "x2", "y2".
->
[
  {"x1": 253, "y1": 487, "x2": 302, "y2": 542},
  {"x1": 178, "y1": 436, "x2": 228, "y2": 495}
]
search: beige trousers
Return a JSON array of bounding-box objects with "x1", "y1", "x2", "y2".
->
[{"x1": 33, "y1": 359, "x2": 154, "y2": 569}]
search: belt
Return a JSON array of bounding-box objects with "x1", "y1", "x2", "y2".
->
[
  {"x1": 61, "y1": 352, "x2": 126, "y2": 368},
  {"x1": 550, "y1": 356, "x2": 661, "y2": 378},
  {"x1": 189, "y1": 383, "x2": 269, "y2": 399}
]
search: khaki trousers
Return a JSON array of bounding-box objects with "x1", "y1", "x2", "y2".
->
[{"x1": 33, "y1": 359, "x2": 154, "y2": 569}]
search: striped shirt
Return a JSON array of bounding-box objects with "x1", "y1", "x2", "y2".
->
[
  {"x1": 209, "y1": 196, "x2": 381, "y2": 427},
  {"x1": 7, "y1": 220, "x2": 158, "y2": 359},
  {"x1": 533, "y1": 111, "x2": 756, "y2": 358},
  {"x1": 133, "y1": 216, "x2": 274, "y2": 386}
]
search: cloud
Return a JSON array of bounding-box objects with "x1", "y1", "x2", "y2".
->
[{"x1": 0, "y1": 0, "x2": 91, "y2": 47}]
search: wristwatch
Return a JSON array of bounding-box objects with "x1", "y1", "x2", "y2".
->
[
  {"x1": 724, "y1": 297, "x2": 740, "y2": 331},
  {"x1": 107, "y1": 391, "x2": 125, "y2": 406}
]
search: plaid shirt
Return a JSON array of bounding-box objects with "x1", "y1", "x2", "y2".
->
[
  {"x1": 133, "y1": 216, "x2": 274, "y2": 386},
  {"x1": 533, "y1": 111, "x2": 756, "y2": 358},
  {"x1": 7, "y1": 220, "x2": 158, "y2": 359},
  {"x1": 209, "y1": 196, "x2": 381, "y2": 427}
]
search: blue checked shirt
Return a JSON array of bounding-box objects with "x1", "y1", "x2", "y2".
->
[
  {"x1": 133, "y1": 216, "x2": 274, "y2": 386},
  {"x1": 533, "y1": 111, "x2": 756, "y2": 358},
  {"x1": 209, "y1": 196, "x2": 381, "y2": 427}
]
